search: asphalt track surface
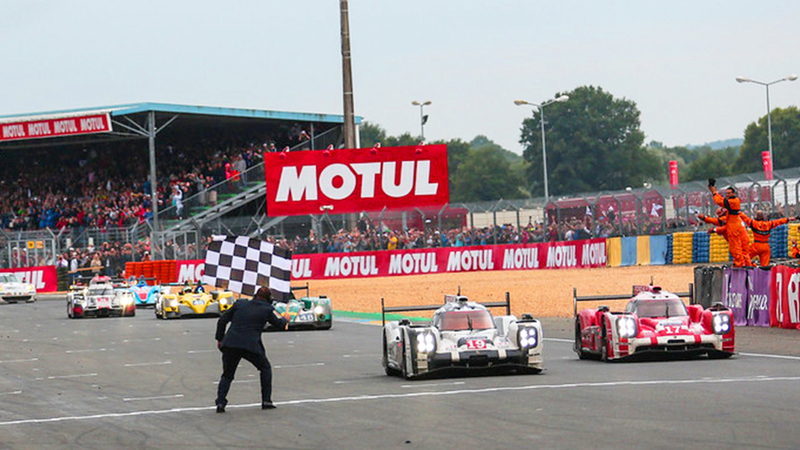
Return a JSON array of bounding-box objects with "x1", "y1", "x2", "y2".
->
[{"x1": 1, "y1": 297, "x2": 800, "y2": 449}]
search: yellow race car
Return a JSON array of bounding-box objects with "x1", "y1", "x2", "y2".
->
[{"x1": 155, "y1": 282, "x2": 234, "y2": 319}]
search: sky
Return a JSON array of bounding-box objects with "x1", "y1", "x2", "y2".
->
[{"x1": 1, "y1": 1, "x2": 799, "y2": 154}]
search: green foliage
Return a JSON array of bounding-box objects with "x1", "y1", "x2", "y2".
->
[
  {"x1": 682, "y1": 147, "x2": 740, "y2": 181},
  {"x1": 519, "y1": 85, "x2": 662, "y2": 196},
  {"x1": 452, "y1": 145, "x2": 525, "y2": 201},
  {"x1": 736, "y1": 106, "x2": 800, "y2": 171},
  {"x1": 359, "y1": 122, "x2": 386, "y2": 148}
]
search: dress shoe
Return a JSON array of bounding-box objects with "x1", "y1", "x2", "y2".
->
[
  {"x1": 262, "y1": 402, "x2": 276, "y2": 410},
  {"x1": 216, "y1": 404, "x2": 226, "y2": 413}
]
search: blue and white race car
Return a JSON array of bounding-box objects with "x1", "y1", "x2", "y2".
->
[{"x1": 125, "y1": 276, "x2": 163, "y2": 308}]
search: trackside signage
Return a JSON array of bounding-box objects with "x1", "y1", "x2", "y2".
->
[
  {"x1": 264, "y1": 144, "x2": 450, "y2": 216},
  {"x1": 769, "y1": 265, "x2": 800, "y2": 329},
  {"x1": 0, "y1": 113, "x2": 112, "y2": 142},
  {"x1": 175, "y1": 239, "x2": 606, "y2": 283},
  {"x1": 0, "y1": 266, "x2": 57, "y2": 292}
]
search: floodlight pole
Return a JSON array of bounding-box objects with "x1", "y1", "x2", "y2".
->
[
  {"x1": 148, "y1": 111, "x2": 159, "y2": 236},
  {"x1": 340, "y1": 0, "x2": 356, "y2": 149}
]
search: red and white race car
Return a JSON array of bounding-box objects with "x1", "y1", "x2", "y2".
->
[{"x1": 573, "y1": 285, "x2": 735, "y2": 361}]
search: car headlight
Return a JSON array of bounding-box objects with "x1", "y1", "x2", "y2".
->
[
  {"x1": 121, "y1": 294, "x2": 134, "y2": 305},
  {"x1": 616, "y1": 317, "x2": 638, "y2": 338},
  {"x1": 219, "y1": 297, "x2": 228, "y2": 305},
  {"x1": 519, "y1": 327, "x2": 538, "y2": 348},
  {"x1": 26, "y1": 285, "x2": 35, "y2": 292},
  {"x1": 314, "y1": 305, "x2": 325, "y2": 315},
  {"x1": 169, "y1": 299, "x2": 178, "y2": 308},
  {"x1": 416, "y1": 332, "x2": 436, "y2": 353},
  {"x1": 712, "y1": 313, "x2": 731, "y2": 334}
]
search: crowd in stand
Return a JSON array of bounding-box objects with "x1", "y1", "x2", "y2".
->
[{"x1": 0, "y1": 126, "x2": 316, "y2": 233}]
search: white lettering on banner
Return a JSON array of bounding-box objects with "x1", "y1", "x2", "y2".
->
[
  {"x1": 178, "y1": 264, "x2": 204, "y2": 283},
  {"x1": 15, "y1": 271, "x2": 46, "y2": 289},
  {"x1": 79, "y1": 117, "x2": 105, "y2": 131},
  {"x1": 274, "y1": 161, "x2": 438, "y2": 203},
  {"x1": 789, "y1": 273, "x2": 800, "y2": 324},
  {"x1": 546, "y1": 245, "x2": 577, "y2": 268},
  {"x1": 291, "y1": 259, "x2": 313, "y2": 278},
  {"x1": 388, "y1": 253, "x2": 438, "y2": 275},
  {"x1": 581, "y1": 242, "x2": 606, "y2": 266},
  {"x1": 748, "y1": 294, "x2": 768, "y2": 319},
  {"x1": 726, "y1": 291, "x2": 743, "y2": 309},
  {"x1": 502, "y1": 248, "x2": 538, "y2": 270},
  {"x1": 27, "y1": 122, "x2": 51, "y2": 136},
  {"x1": 324, "y1": 256, "x2": 378, "y2": 277},
  {"x1": 446, "y1": 250, "x2": 494, "y2": 272},
  {"x1": 2, "y1": 125, "x2": 26, "y2": 138},
  {"x1": 53, "y1": 120, "x2": 78, "y2": 134}
]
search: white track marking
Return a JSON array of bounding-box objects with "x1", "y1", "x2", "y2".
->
[
  {"x1": 274, "y1": 362, "x2": 325, "y2": 369},
  {"x1": 66, "y1": 349, "x2": 106, "y2": 354},
  {"x1": 47, "y1": 373, "x2": 97, "y2": 380},
  {"x1": 187, "y1": 350, "x2": 216, "y2": 354},
  {"x1": 2, "y1": 375, "x2": 800, "y2": 426},
  {"x1": 124, "y1": 361, "x2": 172, "y2": 367},
  {"x1": 544, "y1": 338, "x2": 574, "y2": 343},
  {"x1": 0, "y1": 358, "x2": 38, "y2": 364},
  {"x1": 0, "y1": 391, "x2": 22, "y2": 396},
  {"x1": 123, "y1": 394, "x2": 184, "y2": 402},
  {"x1": 401, "y1": 382, "x2": 465, "y2": 388},
  {"x1": 740, "y1": 352, "x2": 800, "y2": 361},
  {"x1": 342, "y1": 354, "x2": 380, "y2": 358},
  {"x1": 122, "y1": 338, "x2": 161, "y2": 343}
]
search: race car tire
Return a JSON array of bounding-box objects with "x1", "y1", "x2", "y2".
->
[
  {"x1": 600, "y1": 325, "x2": 609, "y2": 362},
  {"x1": 707, "y1": 352, "x2": 733, "y2": 360},
  {"x1": 401, "y1": 337, "x2": 415, "y2": 380},
  {"x1": 382, "y1": 336, "x2": 400, "y2": 377},
  {"x1": 575, "y1": 320, "x2": 590, "y2": 360},
  {"x1": 318, "y1": 319, "x2": 333, "y2": 330},
  {"x1": 67, "y1": 303, "x2": 73, "y2": 319}
]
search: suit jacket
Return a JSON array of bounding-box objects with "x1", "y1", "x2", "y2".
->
[{"x1": 215, "y1": 298, "x2": 287, "y2": 354}]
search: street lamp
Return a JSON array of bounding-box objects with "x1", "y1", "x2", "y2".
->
[
  {"x1": 735, "y1": 74, "x2": 798, "y2": 169},
  {"x1": 514, "y1": 95, "x2": 569, "y2": 201},
  {"x1": 411, "y1": 100, "x2": 431, "y2": 141}
]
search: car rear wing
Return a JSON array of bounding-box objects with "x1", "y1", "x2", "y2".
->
[
  {"x1": 573, "y1": 284, "x2": 694, "y2": 318},
  {"x1": 381, "y1": 292, "x2": 511, "y2": 326},
  {"x1": 291, "y1": 283, "x2": 310, "y2": 297}
]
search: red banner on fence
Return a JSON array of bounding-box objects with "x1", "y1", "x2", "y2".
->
[
  {"x1": 0, "y1": 113, "x2": 112, "y2": 142},
  {"x1": 0, "y1": 266, "x2": 58, "y2": 293},
  {"x1": 769, "y1": 265, "x2": 800, "y2": 329},
  {"x1": 669, "y1": 160, "x2": 679, "y2": 189},
  {"x1": 264, "y1": 144, "x2": 450, "y2": 216},
  {"x1": 761, "y1": 151, "x2": 773, "y2": 181},
  {"x1": 175, "y1": 239, "x2": 607, "y2": 284}
]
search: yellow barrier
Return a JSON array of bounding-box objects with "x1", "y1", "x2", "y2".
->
[
  {"x1": 607, "y1": 237, "x2": 622, "y2": 267},
  {"x1": 636, "y1": 235, "x2": 650, "y2": 266}
]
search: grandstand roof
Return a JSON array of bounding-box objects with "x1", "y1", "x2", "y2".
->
[{"x1": 0, "y1": 102, "x2": 362, "y2": 125}]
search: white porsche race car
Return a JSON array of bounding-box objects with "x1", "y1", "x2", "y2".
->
[
  {"x1": 382, "y1": 293, "x2": 543, "y2": 379},
  {"x1": 0, "y1": 273, "x2": 37, "y2": 304}
]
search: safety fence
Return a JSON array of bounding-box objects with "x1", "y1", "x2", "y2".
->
[{"x1": 693, "y1": 265, "x2": 800, "y2": 329}]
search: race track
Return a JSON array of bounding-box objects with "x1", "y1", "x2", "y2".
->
[{"x1": 1, "y1": 297, "x2": 800, "y2": 449}]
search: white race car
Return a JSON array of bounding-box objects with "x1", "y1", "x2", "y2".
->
[
  {"x1": 67, "y1": 276, "x2": 136, "y2": 318},
  {"x1": 381, "y1": 293, "x2": 543, "y2": 379},
  {"x1": 0, "y1": 273, "x2": 37, "y2": 303}
]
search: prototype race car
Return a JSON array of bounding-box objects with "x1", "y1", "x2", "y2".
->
[
  {"x1": 265, "y1": 284, "x2": 332, "y2": 331},
  {"x1": 125, "y1": 276, "x2": 162, "y2": 308},
  {"x1": 67, "y1": 276, "x2": 136, "y2": 318},
  {"x1": 155, "y1": 281, "x2": 234, "y2": 319},
  {"x1": 574, "y1": 284, "x2": 735, "y2": 361},
  {"x1": 0, "y1": 273, "x2": 37, "y2": 303},
  {"x1": 382, "y1": 293, "x2": 543, "y2": 379}
]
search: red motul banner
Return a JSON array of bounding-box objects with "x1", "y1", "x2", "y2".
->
[
  {"x1": 761, "y1": 151, "x2": 773, "y2": 181},
  {"x1": 290, "y1": 239, "x2": 607, "y2": 280},
  {"x1": 176, "y1": 239, "x2": 607, "y2": 284},
  {"x1": 769, "y1": 265, "x2": 800, "y2": 329},
  {"x1": 668, "y1": 160, "x2": 679, "y2": 189},
  {"x1": 0, "y1": 113, "x2": 112, "y2": 142},
  {"x1": 0, "y1": 266, "x2": 58, "y2": 293},
  {"x1": 264, "y1": 144, "x2": 450, "y2": 216}
]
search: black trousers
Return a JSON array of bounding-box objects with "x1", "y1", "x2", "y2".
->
[{"x1": 216, "y1": 347, "x2": 272, "y2": 406}]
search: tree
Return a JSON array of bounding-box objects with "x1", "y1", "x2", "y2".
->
[
  {"x1": 735, "y1": 106, "x2": 800, "y2": 172},
  {"x1": 358, "y1": 122, "x2": 386, "y2": 148},
  {"x1": 452, "y1": 146, "x2": 525, "y2": 201},
  {"x1": 519, "y1": 85, "x2": 662, "y2": 196},
  {"x1": 682, "y1": 147, "x2": 739, "y2": 181}
]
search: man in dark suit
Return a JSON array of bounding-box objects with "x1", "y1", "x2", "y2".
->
[{"x1": 215, "y1": 287, "x2": 288, "y2": 413}]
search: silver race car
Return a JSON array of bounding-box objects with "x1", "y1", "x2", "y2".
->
[
  {"x1": 67, "y1": 276, "x2": 136, "y2": 318},
  {"x1": 265, "y1": 284, "x2": 332, "y2": 331},
  {"x1": 382, "y1": 293, "x2": 543, "y2": 379},
  {"x1": 0, "y1": 273, "x2": 37, "y2": 303}
]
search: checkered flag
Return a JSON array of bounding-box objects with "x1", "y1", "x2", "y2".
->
[{"x1": 202, "y1": 236, "x2": 292, "y2": 300}]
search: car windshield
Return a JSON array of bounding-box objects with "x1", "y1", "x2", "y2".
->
[
  {"x1": 0, "y1": 274, "x2": 19, "y2": 283},
  {"x1": 630, "y1": 299, "x2": 688, "y2": 318},
  {"x1": 438, "y1": 310, "x2": 494, "y2": 331},
  {"x1": 88, "y1": 287, "x2": 114, "y2": 296}
]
